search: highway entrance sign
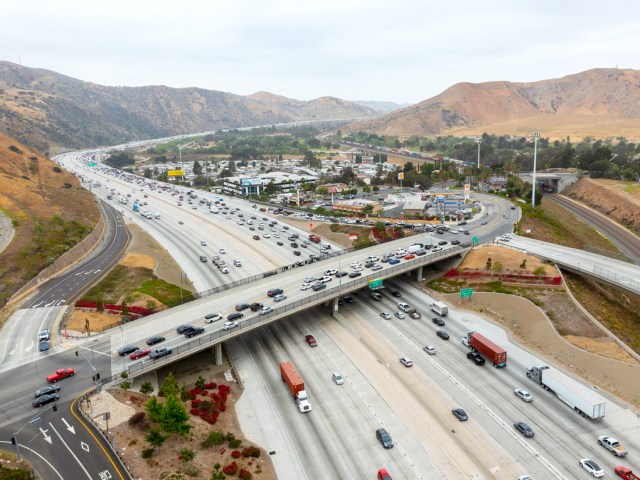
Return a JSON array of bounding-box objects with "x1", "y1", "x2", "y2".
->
[{"x1": 460, "y1": 288, "x2": 473, "y2": 298}]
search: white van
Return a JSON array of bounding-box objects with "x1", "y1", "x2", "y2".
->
[{"x1": 395, "y1": 249, "x2": 408, "y2": 258}]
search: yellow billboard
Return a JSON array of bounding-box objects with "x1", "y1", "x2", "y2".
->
[{"x1": 167, "y1": 170, "x2": 184, "y2": 177}]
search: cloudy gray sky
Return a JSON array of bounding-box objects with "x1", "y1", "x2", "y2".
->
[{"x1": 3, "y1": 0, "x2": 639, "y2": 104}]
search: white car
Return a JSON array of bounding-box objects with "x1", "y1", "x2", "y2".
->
[
  {"x1": 350, "y1": 261, "x2": 362, "y2": 268},
  {"x1": 398, "y1": 302, "x2": 411, "y2": 312},
  {"x1": 514, "y1": 388, "x2": 533, "y2": 402},
  {"x1": 300, "y1": 283, "x2": 313, "y2": 290},
  {"x1": 325, "y1": 269, "x2": 338, "y2": 276},
  {"x1": 423, "y1": 346, "x2": 436, "y2": 355},
  {"x1": 371, "y1": 264, "x2": 383, "y2": 271},
  {"x1": 579, "y1": 459, "x2": 604, "y2": 477},
  {"x1": 204, "y1": 313, "x2": 222, "y2": 323},
  {"x1": 237, "y1": 221, "x2": 244, "y2": 225},
  {"x1": 219, "y1": 248, "x2": 226, "y2": 254},
  {"x1": 200, "y1": 240, "x2": 207, "y2": 246},
  {"x1": 394, "y1": 311, "x2": 405, "y2": 319},
  {"x1": 365, "y1": 255, "x2": 379, "y2": 262},
  {"x1": 233, "y1": 259, "x2": 242, "y2": 267},
  {"x1": 222, "y1": 321, "x2": 238, "y2": 331},
  {"x1": 263, "y1": 233, "x2": 270, "y2": 238},
  {"x1": 352, "y1": 265, "x2": 363, "y2": 272},
  {"x1": 304, "y1": 276, "x2": 317, "y2": 283},
  {"x1": 259, "y1": 306, "x2": 273, "y2": 315},
  {"x1": 319, "y1": 276, "x2": 332, "y2": 283},
  {"x1": 431, "y1": 246, "x2": 443, "y2": 252},
  {"x1": 450, "y1": 228, "x2": 459, "y2": 234},
  {"x1": 399, "y1": 357, "x2": 413, "y2": 367},
  {"x1": 395, "y1": 249, "x2": 407, "y2": 258},
  {"x1": 332, "y1": 372, "x2": 344, "y2": 385},
  {"x1": 273, "y1": 233, "x2": 280, "y2": 238}
]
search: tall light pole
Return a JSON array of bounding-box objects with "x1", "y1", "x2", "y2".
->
[
  {"x1": 476, "y1": 138, "x2": 482, "y2": 169},
  {"x1": 531, "y1": 131, "x2": 540, "y2": 207}
]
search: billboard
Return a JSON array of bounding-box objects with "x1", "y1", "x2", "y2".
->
[
  {"x1": 167, "y1": 169, "x2": 184, "y2": 177},
  {"x1": 437, "y1": 195, "x2": 445, "y2": 204},
  {"x1": 240, "y1": 177, "x2": 263, "y2": 186}
]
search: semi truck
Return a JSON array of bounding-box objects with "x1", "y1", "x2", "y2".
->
[
  {"x1": 462, "y1": 331, "x2": 507, "y2": 368},
  {"x1": 279, "y1": 361, "x2": 311, "y2": 412},
  {"x1": 431, "y1": 301, "x2": 448, "y2": 316},
  {"x1": 526, "y1": 365, "x2": 606, "y2": 421}
]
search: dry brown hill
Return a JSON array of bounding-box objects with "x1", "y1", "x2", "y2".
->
[
  {"x1": 0, "y1": 61, "x2": 378, "y2": 152},
  {"x1": 347, "y1": 68, "x2": 640, "y2": 140},
  {"x1": 0, "y1": 131, "x2": 99, "y2": 305}
]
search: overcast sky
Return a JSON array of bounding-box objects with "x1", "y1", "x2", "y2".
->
[{"x1": 2, "y1": 1, "x2": 639, "y2": 104}]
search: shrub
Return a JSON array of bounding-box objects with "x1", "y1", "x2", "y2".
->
[
  {"x1": 241, "y1": 446, "x2": 260, "y2": 458},
  {"x1": 201, "y1": 431, "x2": 226, "y2": 448},
  {"x1": 195, "y1": 376, "x2": 206, "y2": 390},
  {"x1": 120, "y1": 381, "x2": 131, "y2": 390},
  {"x1": 141, "y1": 448, "x2": 155, "y2": 459},
  {"x1": 231, "y1": 450, "x2": 241, "y2": 458},
  {"x1": 128, "y1": 412, "x2": 145, "y2": 426},
  {"x1": 140, "y1": 381, "x2": 154, "y2": 394},
  {"x1": 178, "y1": 448, "x2": 196, "y2": 463},
  {"x1": 238, "y1": 468, "x2": 253, "y2": 480},
  {"x1": 222, "y1": 462, "x2": 238, "y2": 475},
  {"x1": 146, "y1": 428, "x2": 167, "y2": 447}
]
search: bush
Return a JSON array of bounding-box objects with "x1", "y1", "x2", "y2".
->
[
  {"x1": 195, "y1": 376, "x2": 206, "y2": 390},
  {"x1": 222, "y1": 462, "x2": 238, "y2": 475},
  {"x1": 201, "y1": 431, "x2": 226, "y2": 448},
  {"x1": 128, "y1": 412, "x2": 145, "y2": 426},
  {"x1": 146, "y1": 428, "x2": 167, "y2": 447},
  {"x1": 178, "y1": 448, "x2": 196, "y2": 463},
  {"x1": 120, "y1": 381, "x2": 131, "y2": 390},
  {"x1": 141, "y1": 448, "x2": 154, "y2": 458},
  {"x1": 238, "y1": 468, "x2": 253, "y2": 480},
  {"x1": 231, "y1": 450, "x2": 241, "y2": 458},
  {"x1": 140, "y1": 381, "x2": 154, "y2": 394},
  {"x1": 241, "y1": 446, "x2": 261, "y2": 458}
]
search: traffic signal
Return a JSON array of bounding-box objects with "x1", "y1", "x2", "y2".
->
[
  {"x1": 11, "y1": 436, "x2": 15, "y2": 445},
  {"x1": 75, "y1": 351, "x2": 78, "y2": 356}
]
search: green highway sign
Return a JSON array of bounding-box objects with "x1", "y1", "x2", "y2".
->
[
  {"x1": 460, "y1": 288, "x2": 473, "y2": 298},
  {"x1": 87, "y1": 162, "x2": 97, "y2": 167},
  {"x1": 472, "y1": 237, "x2": 479, "y2": 243},
  {"x1": 369, "y1": 278, "x2": 383, "y2": 289}
]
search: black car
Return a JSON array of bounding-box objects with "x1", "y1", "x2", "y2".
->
[
  {"x1": 117, "y1": 345, "x2": 139, "y2": 356},
  {"x1": 312, "y1": 283, "x2": 326, "y2": 291},
  {"x1": 348, "y1": 271, "x2": 362, "y2": 278},
  {"x1": 290, "y1": 243, "x2": 299, "y2": 248},
  {"x1": 451, "y1": 240, "x2": 461, "y2": 245},
  {"x1": 514, "y1": 422, "x2": 534, "y2": 437},
  {"x1": 390, "y1": 290, "x2": 401, "y2": 297},
  {"x1": 146, "y1": 336, "x2": 165, "y2": 346},
  {"x1": 467, "y1": 351, "x2": 485, "y2": 365},
  {"x1": 235, "y1": 303, "x2": 251, "y2": 311},
  {"x1": 267, "y1": 288, "x2": 284, "y2": 297},
  {"x1": 335, "y1": 271, "x2": 348, "y2": 278},
  {"x1": 376, "y1": 427, "x2": 394, "y2": 448},
  {"x1": 227, "y1": 312, "x2": 244, "y2": 321},
  {"x1": 35, "y1": 385, "x2": 60, "y2": 398},
  {"x1": 343, "y1": 296, "x2": 354, "y2": 303},
  {"x1": 432, "y1": 317, "x2": 445, "y2": 326},
  {"x1": 293, "y1": 251, "x2": 301, "y2": 256},
  {"x1": 250, "y1": 302, "x2": 263, "y2": 311},
  {"x1": 149, "y1": 347, "x2": 172, "y2": 359},
  {"x1": 452, "y1": 408, "x2": 468, "y2": 421},
  {"x1": 438, "y1": 240, "x2": 448, "y2": 245},
  {"x1": 33, "y1": 393, "x2": 60, "y2": 408},
  {"x1": 436, "y1": 330, "x2": 450, "y2": 340},
  {"x1": 183, "y1": 326, "x2": 205, "y2": 338},
  {"x1": 176, "y1": 325, "x2": 192, "y2": 334},
  {"x1": 277, "y1": 241, "x2": 284, "y2": 246}
]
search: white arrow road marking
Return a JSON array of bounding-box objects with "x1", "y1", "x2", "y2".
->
[
  {"x1": 45, "y1": 300, "x2": 56, "y2": 307},
  {"x1": 81, "y1": 441, "x2": 89, "y2": 452},
  {"x1": 49, "y1": 423, "x2": 92, "y2": 479},
  {"x1": 56, "y1": 299, "x2": 66, "y2": 306},
  {"x1": 39, "y1": 427, "x2": 52, "y2": 445},
  {"x1": 74, "y1": 271, "x2": 85, "y2": 276},
  {"x1": 31, "y1": 301, "x2": 43, "y2": 308},
  {"x1": 62, "y1": 418, "x2": 76, "y2": 434}
]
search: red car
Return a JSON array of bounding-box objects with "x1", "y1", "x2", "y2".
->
[
  {"x1": 378, "y1": 468, "x2": 392, "y2": 480},
  {"x1": 404, "y1": 254, "x2": 416, "y2": 260},
  {"x1": 130, "y1": 349, "x2": 151, "y2": 360},
  {"x1": 47, "y1": 368, "x2": 75, "y2": 383},
  {"x1": 253, "y1": 235, "x2": 260, "y2": 240},
  {"x1": 305, "y1": 335, "x2": 317, "y2": 347}
]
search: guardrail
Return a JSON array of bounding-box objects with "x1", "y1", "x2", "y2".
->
[{"x1": 101, "y1": 244, "x2": 469, "y2": 386}]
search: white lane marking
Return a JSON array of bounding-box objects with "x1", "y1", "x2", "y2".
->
[
  {"x1": 0, "y1": 440, "x2": 64, "y2": 479},
  {"x1": 49, "y1": 423, "x2": 92, "y2": 479}
]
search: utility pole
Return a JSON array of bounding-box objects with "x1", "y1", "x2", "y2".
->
[{"x1": 531, "y1": 131, "x2": 540, "y2": 207}]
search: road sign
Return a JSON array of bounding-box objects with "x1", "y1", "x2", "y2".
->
[
  {"x1": 87, "y1": 162, "x2": 97, "y2": 167},
  {"x1": 472, "y1": 237, "x2": 479, "y2": 243},
  {"x1": 369, "y1": 279, "x2": 383, "y2": 289},
  {"x1": 460, "y1": 288, "x2": 473, "y2": 298}
]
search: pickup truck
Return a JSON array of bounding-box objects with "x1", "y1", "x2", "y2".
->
[
  {"x1": 615, "y1": 466, "x2": 640, "y2": 479},
  {"x1": 598, "y1": 435, "x2": 628, "y2": 456},
  {"x1": 47, "y1": 368, "x2": 75, "y2": 383}
]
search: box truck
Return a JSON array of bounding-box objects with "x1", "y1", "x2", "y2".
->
[
  {"x1": 280, "y1": 362, "x2": 311, "y2": 412},
  {"x1": 462, "y1": 331, "x2": 507, "y2": 368},
  {"x1": 431, "y1": 301, "x2": 448, "y2": 316},
  {"x1": 526, "y1": 365, "x2": 605, "y2": 421}
]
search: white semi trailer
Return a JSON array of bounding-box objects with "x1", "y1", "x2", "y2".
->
[{"x1": 526, "y1": 365, "x2": 605, "y2": 421}]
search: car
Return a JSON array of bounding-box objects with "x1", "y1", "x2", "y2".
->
[
  {"x1": 178, "y1": 220, "x2": 184, "y2": 225},
  {"x1": 481, "y1": 220, "x2": 488, "y2": 225},
  {"x1": 517, "y1": 476, "x2": 533, "y2": 480},
  {"x1": 371, "y1": 292, "x2": 383, "y2": 301},
  {"x1": 467, "y1": 351, "x2": 485, "y2": 365},
  {"x1": 117, "y1": 345, "x2": 139, "y2": 356},
  {"x1": 39, "y1": 341, "x2": 50, "y2": 352},
  {"x1": 376, "y1": 427, "x2": 394, "y2": 448},
  {"x1": 352, "y1": 264, "x2": 364, "y2": 271},
  {"x1": 305, "y1": 335, "x2": 317, "y2": 346},
  {"x1": 332, "y1": 372, "x2": 344, "y2": 385},
  {"x1": 319, "y1": 276, "x2": 332, "y2": 283},
  {"x1": 146, "y1": 336, "x2": 165, "y2": 346},
  {"x1": 199, "y1": 255, "x2": 208, "y2": 262},
  {"x1": 511, "y1": 205, "x2": 516, "y2": 210},
  {"x1": 227, "y1": 312, "x2": 243, "y2": 321},
  {"x1": 335, "y1": 271, "x2": 348, "y2": 278},
  {"x1": 390, "y1": 290, "x2": 401, "y2": 297},
  {"x1": 452, "y1": 408, "x2": 468, "y2": 421},
  {"x1": 423, "y1": 345, "x2": 436, "y2": 355},
  {"x1": 235, "y1": 303, "x2": 251, "y2": 311},
  {"x1": 33, "y1": 393, "x2": 60, "y2": 408},
  {"x1": 304, "y1": 276, "x2": 317, "y2": 283},
  {"x1": 395, "y1": 249, "x2": 407, "y2": 257},
  {"x1": 267, "y1": 288, "x2": 284, "y2": 297},
  {"x1": 410, "y1": 311, "x2": 422, "y2": 319},
  {"x1": 438, "y1": 240, "x2": 448, "y2": 245},
  {"x1": 377, "y1": 468, "x2": 392, "y2": 480},
  {"x1": 431, "y1": 246, "x2": 443, "y2": 252},
  {"x1": 514, "y1": 422, "x2": 534, "y2": 438},
  {"x1": 394, "y1": 311, "x2": 405, "y2": 319},
  {"x1": 219, "y1": 248, "x2": 226, "y2": 254},
  {"x1": 343, "y1": 295, "x2": 354, "y2": 303},
  {"x1": 130, "y1": 349, "x2": 151, "y2": 360},
  {"x1": 399, "y1": 357, "x2": 413, "y2": 367},
  {"x1": 404, "y1": 254, "x2": 416, "y2": 260},
  {"x1": 351, "y1": 261, "x2": 362, "y2": 268},
  {"x1": 253, "y1": 235, "x2": 260, "y2": 240},
  {"x1": 149, "y1": 347, "x2": 172, "y2": 359},
  {"x1": 436, "y1": 330, "x2": 450, "y2": 340},
  {"x1": 35, "y1": 385, "x2": 60, "y2": 398},
  {"x1": 348, "y1": 271, "x2": 362, "y2": 278},
  {"x1": 579, "y1": 459, "x2": 604, "y2": 477},
  {"x1": 222, "y1": 321, "x2": 239, "y2": 331},
  {"x1": 290, "y1": 242, "x2": 299, "y2": 248},
  {"x1": 432, "y1": 317, "x2": 445, "y2": 326},
  {"x1": 273, "y1": 293, "x2": 287, "y2": 302},
  {"x1": 451, "y1": 240, "x2": 461, "y2": 245},
  {"x1": 371, "y1": 264, "x2": 383, "y2": 271},
  {"x1": 293, "y1": 250, "x2": 301, "y2": 256},
  {"x1": 325, "y1": 269, "x2": 338, "y2": 276},
  {"x1": 183, "y1": 326, "x2": 205, "y2": 338},
  {"x1": 47, "y1": 368, "x2": 75, "y2": 383},
  {"x1": 514, "y1": 388, "x2": 533, "y2": 402},
  {"x1": 276, "y1": 241, "x2": 283, "y2": 245},
  {"x1": 397, "y1": 302, "x2": 411, "y2": 312},
  {"x1": 38, "y1": 329, "x2": 50, "y2": 341},
  {"x1": 259, "y1": 306, "x2": 273, "y2": 315},
  {"x1": 388, "y1": 258, "x2": 401, "y2": 265},
  {"x1": 263, "y1": 233, "x2": 270, "y2": 238},
  {"x1": 312, "y1": 283, "x2": 326, "y2": 291}
]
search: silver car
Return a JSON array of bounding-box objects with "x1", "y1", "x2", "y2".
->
[
  {"x1": 514, "y1": 388, "x2": 533, "y2": 402},
  {"x1": 394, "y1": 311, "x2": 405, "y2": 319},
  {"x1": 332, "y1": 372, "x2": 344, "y2": 385}
]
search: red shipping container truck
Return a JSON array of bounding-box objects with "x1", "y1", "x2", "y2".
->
[{"x1": 462, "y1": 331, "x2": 507, "y2": 368}]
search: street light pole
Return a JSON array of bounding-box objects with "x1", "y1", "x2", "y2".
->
[
  {"x1": 531, "y1": 131, "x2": 540, "y2": 207},
  {"x1": 476, "y1": 138, "x2": 481, "y2": 169}
]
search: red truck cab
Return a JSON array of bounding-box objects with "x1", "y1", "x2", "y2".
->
[{"x1": 309, "y1": 233, "x2": 320, "y2": 243}]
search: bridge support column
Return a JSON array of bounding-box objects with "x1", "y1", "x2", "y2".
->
[
  {"x1": 416, "y1": 266, "x2": 423, "y2": 282},
  {"x1": 331, "y1": 297, "x2": 339, "y2": 317},
  {"x1": 213, "y1": 343, "x2": 223, "y2": 365}
]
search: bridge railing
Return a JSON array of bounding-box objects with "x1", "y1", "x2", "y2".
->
[{"x1": 101, "y1": 244, "x2": 469, "y2": 386}]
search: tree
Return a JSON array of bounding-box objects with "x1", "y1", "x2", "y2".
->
[
  {"x1": 160, "y1": 372, "x2": 179, "y2": 398},
  {"x1": 264, "y1": 181, "x2": 278, "y2": 196},
  {"x1": 160, "y1": 395, "x2": 191, "y2": 436},
  {"x1": 486, "y1": 258, "x2": 492, "y2": 270},
  {"x1": 140, "y1": 381, "x2": 154, "y2": 395},
  {"x1": 146, "y1": 428, "x2": 167, "y2": 447},
  {"x1": 146, "y1": 396, "x2": 163, "y2": 423}
]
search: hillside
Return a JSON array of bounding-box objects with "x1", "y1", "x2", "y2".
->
[
  {"x1": 0, "y1": 61, "x2": 378, "y2": 152},
  {"x1": 347, "y1": 68, "x2": 640, "y2": 139},
  {"x1": 0, "y1": 131, "x2": 99, "y2": 306}
]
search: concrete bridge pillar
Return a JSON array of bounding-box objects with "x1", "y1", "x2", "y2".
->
[
  {"x1": 213, "y1": 343, "x2": 223, "y2": 365},
  {"x1": 416, "y1": 266, "x2": 423, "y2": 282},
  {"x1": 331, "y1": 297, "x2": 340, "y2": 317}
]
